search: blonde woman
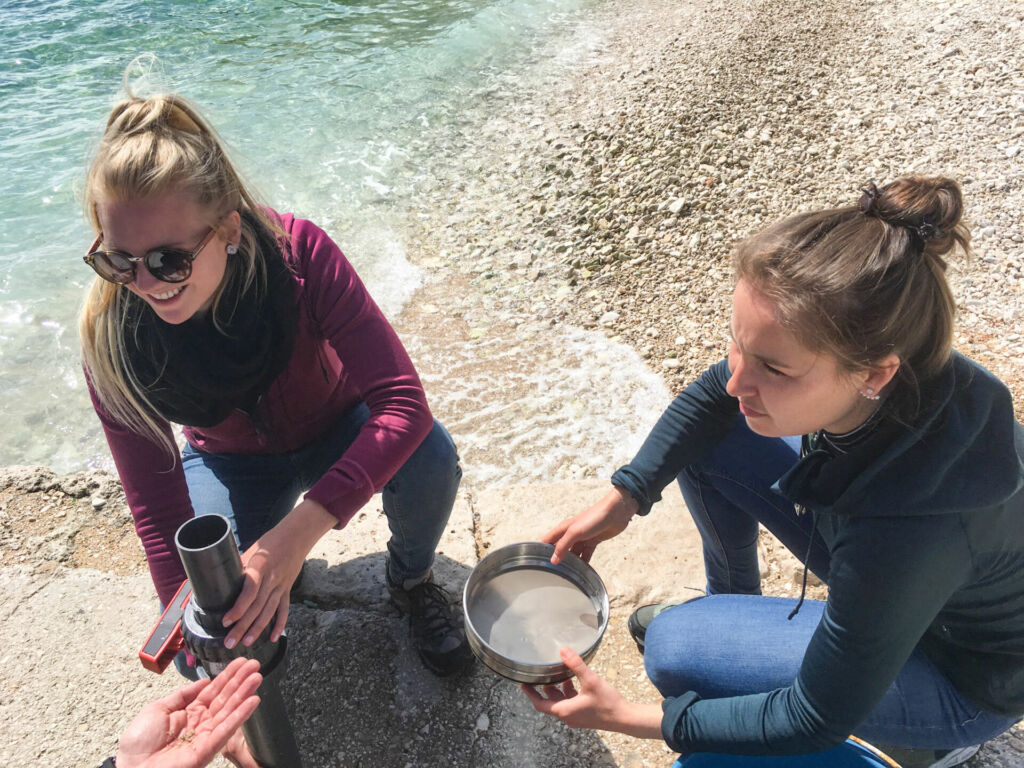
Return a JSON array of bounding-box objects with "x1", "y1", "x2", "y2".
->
[{"x1": 80, "y1": 91, "x2": 470, "y2": 679}]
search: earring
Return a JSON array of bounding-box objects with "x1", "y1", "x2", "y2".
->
[
  {"x1": 861, "y1": 388, "x2": 880, "y2": 401},
  {"x1": 226, "y1": 244, "x2": 238, "y2": 256}
]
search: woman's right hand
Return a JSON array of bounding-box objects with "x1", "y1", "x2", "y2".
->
[{"x1": 543, "y1": 486, "x2": 639, "y2": 564}]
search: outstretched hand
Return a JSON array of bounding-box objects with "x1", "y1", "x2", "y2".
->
[
  {"x1": 542, "y1": 487, "x2": 639, "y2": 564},
  {"x1": 521, "y1": 648, "x2": 662, "y2": 739},
  {"x1": 115, "y1": 657, "x2": 263, "y2": 768}
]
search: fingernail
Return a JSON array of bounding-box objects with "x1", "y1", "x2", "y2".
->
[
  {"x1": 244, "y1": 635, "x2": 254, "y2": 646},
  {"x1": 224, "y1": 637, "x2": 236, "y2": 649}
]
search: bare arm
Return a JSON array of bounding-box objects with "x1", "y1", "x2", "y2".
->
[{"x1": 522, "y1": 648, "x2": 662, "y2": 739}]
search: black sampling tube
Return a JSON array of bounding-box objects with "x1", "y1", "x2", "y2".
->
[
  {"x1": 175, "y1": 513, "x2": 243, "y2": 616},
  {"x1": 175, "y1": 514, "x2": 304, "y2": 768}
]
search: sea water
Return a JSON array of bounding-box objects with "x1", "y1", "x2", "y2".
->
[
  {"x1": 471, "y1": 568, "x2": 601, "y2": 664},
  {"x1": 0, "y1": 0, "x2": 669, "y2": 482}
]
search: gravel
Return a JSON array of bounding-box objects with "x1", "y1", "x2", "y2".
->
[{"x1": 409, "y1": 0, "x2": 1023, "y2": 414}]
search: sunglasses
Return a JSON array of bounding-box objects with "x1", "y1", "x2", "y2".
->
[{"x1": 84, "y1": 226, "x2": 218, "y2": 284}]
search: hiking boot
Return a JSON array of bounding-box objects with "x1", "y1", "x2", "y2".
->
[
  {"x1": 387, "y1": 571, "x2": 472, "y2": 676},
  {"x1": 627, "y1": 602, "x2": 680, "y2": 653},
  {"x1": 877, "y1": 744, "x2": 980, "y2": 768}
]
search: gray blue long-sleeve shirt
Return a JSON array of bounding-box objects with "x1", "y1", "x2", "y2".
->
[{"x1": 612, "y1": 354, "x2": 1024, "y2": 755}]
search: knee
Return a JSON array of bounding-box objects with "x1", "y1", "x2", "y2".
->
[
  {"x1": 410, "y1": 421, "x2": 460, "y2": 476},
  {"x1": 643, "y1": 608, "x2": 699, "y2": 697}
]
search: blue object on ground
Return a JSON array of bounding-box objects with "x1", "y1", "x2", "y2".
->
[{"x1": 675, "y1": 737, "x2": 900, "y2": 766}]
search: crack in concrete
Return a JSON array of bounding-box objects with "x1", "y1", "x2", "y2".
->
[
  {"x1": 0, "y1": 566, "x2": 55, "y2": 624},
  {"x1": 467, "y1": 488, "x2": 485, "y2": 563},
  {"x1": 468, "y1": 670, "x2": 508, "y2": 761}
]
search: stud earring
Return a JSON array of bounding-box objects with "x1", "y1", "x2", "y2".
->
[
  {"x1": 226, "y1": 244, "x2": 238, "y2": 256},
  {"x1": 861, "y1": 388, "x2": 880, "y2": 401}
]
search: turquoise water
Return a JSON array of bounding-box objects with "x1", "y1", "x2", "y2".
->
[{"x1": 0, "y1": 0, "x2": 610, "y2": 472}]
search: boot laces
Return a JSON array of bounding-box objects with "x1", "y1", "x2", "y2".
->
[{"x1": 408, "y1": 581, "x2": 458, "y2": 638}]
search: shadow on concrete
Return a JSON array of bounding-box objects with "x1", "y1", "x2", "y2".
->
[{"x1": 280, "y1": 551, "x2": 619, "y2": 767}]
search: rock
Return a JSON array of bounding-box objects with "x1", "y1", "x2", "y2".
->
[
  {"x1": 791, "y1": 564, "x2": 824, "y2": 589},
  {"x1": 0, "y1": 466, "x2": 59, "y2": 493},
  {"x1": 513, "y1": 252, "x2": 534, "y2": 269},
  {"x1": 667, "y1": 198, "x2": 687, "y2": 215}
]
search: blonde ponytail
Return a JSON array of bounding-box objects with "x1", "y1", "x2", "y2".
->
[{"x1": 80, "y1": 85, "x2": 279, "y2": 459}]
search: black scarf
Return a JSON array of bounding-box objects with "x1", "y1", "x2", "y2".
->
[{"x1": 123, "y1": 210, "x2": 297, "y2": 428}]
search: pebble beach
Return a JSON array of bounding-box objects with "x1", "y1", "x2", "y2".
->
[{"x1": 402, "y1": 0, "x2": 1023, "y2": 420}]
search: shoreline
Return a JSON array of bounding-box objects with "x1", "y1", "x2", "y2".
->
[{"x1": 2, "y1": 0, "x2": 1022, "y2": 765}]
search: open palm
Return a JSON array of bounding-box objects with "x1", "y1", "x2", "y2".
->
[{"x1": 116, "y1": 657, "x2": 263, "y2": 768}]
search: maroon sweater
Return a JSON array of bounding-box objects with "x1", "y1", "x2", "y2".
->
[{"x1": 88, "y1": 212, "x2": 433, "y2": 606}]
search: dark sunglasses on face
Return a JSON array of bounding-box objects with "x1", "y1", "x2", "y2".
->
[{"x1": 83, "y1": 226, "x2": 218, "y2": 285}]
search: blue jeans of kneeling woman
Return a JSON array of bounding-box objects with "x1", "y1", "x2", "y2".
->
[
  {"x1": 173, "y1": 402, "x2": 461, "y2": 678},
  {"x1": 644, "y1": 416, "x2": 1016, "y2": 751}
]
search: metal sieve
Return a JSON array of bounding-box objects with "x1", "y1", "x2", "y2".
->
[{"x1": 463, "y1": 541, "x2": 609, "y2": 685}]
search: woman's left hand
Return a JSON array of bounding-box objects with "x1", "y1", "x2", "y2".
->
[
  {"x1": 115, "y1": 657, "x2": 262, "y2": 768},
  {"x1": 521, "y1": 648, "x2": 663, "y2": 739},
  {"x1": 221, "y1": 499, "x2": 336, "y2": 649}
]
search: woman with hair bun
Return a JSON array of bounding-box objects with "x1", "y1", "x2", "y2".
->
[
  {"x1": 80, "y1": 90, "x2": 471, "y2": 683},
  {"x1": 525, "y1": 177, "x2": 1024, "y2": 767}
]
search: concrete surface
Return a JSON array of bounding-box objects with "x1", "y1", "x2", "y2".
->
[
  {"x1": 2, "y1": 480, "x2": 698, "y2": 768},
  {"x1": 4, "y1": 478, "x2": 1021, "y2": 766}
]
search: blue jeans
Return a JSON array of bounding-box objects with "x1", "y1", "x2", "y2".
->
[
  {"x1": 182, "y1": 403, "x2": 461, "y2": 585},
  {"x1": 173, "y1": 403, "x2": 461, "y2": 678},
  {"x1": 650, "y1": 415, "x2": 1017, "y2": 750}
]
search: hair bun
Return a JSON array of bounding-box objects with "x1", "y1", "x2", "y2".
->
[
  {"x1": 105, "y1": 94, "x2": 204, "y2": 140},
  {"x1": 859, "y1": 182, "x2": 881, "y2": 214},
  {"x1": 861, "y1": 175, "x2": 970, "y2": 260}
]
